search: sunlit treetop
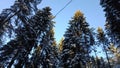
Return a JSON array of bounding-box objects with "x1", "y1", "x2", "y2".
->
[
  {"x1": 97, "y1": 27, "x2": 105, "y2": 41},
  {"x1": 73, "y1": 10, "x2": 83, "y2": 20},
  {"x1": 97, "y1": 27, "x2": 104, "y2": 34}
]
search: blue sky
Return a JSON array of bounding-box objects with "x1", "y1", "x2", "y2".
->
[{"x1": 0, "y1": 0, "x2": 106, "y2": 57}]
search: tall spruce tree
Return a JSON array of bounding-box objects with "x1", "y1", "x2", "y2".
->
[
  {"x1": 100, "y1": 0, "x2": 120, "y2": 45},
  {"x1": 100, "y1": 1, "x2": 120, "y2": 67},
  {"x1": 60, "y1": 10, "x2": 95, "y2": 68},
  {"x1": 0, "y1": 0, "x2": 58, "y2": 67},
  {"x1": 0, "y1": 0, "x2": 42, "y2": 67},
  {"x1": 97, "y1": 27, "x2": 111, "y2": 68}
]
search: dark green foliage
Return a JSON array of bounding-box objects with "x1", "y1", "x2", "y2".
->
[
  {"x1": 0, "y1": 0, "x2": 119, "y2": 68},
  {"x1": 0, "y1": 0, "x2": 59, "y2": 67},
  {"x1": 0, "y1": 0, "x2": 42, "y2": 45},
  {"x1": 0, "y1": 7, "x2": 54, "y2": 67},
  {"x1": 100, "y1": 0, "x2": 120, "y2": 67},
  {"x1": 100, "y1": 0, "x2": 120, "y2": 45},
  {"x1": 60, "y1": 11, "x2": 95, "y2": 68}
]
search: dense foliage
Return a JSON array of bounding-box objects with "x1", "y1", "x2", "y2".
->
[
  {"x1": 60, "y1": 10, "x2": 95, "y2": 68},
  {"x1": 100, "y1": 0, "x2": 120, "y2": 45},
  {"x1": 0, "y1": 0, "x2": 119, "y2": 68},
  {"x1": 0, "y1": 0, "x2": 58, "y2": 68}
]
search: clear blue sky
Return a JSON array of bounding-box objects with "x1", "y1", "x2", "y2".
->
[{"x1": 0, "y1": 0, "x2": 106, "y2": 58}]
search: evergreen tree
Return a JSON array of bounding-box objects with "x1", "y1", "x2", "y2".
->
[
  {"x1": 60, "y1": 10, "x2": 95, "y2": 68},
  {"x1": 0, "y1": 0, "x2": 56, "y2": 67},
  {"x1": 97, "y1": 27, "x2": 111, "y2": 68},
  {"x1": 100, "y1": 1, "x2": 120, "y2": 67},
  {"x1": 100, "y1": 0, "x2": 120, "y2": 45},
  {"x1": 0, "y1": 0, "x2": 41, "y2": 67}
]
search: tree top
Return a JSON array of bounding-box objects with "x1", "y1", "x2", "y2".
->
[
  {"x1": 74, "y1": 10, "x2": 83, "y2": 20},
  {"x1": 97, "y1": 27, "x2": 103, "y2": 34}
]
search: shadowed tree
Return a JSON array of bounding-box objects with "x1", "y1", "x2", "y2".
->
[
  {"x1": 60, "y1": 10, "x2": 95, "y2": 68},
  {"x1": 100, "y1": 0, "x2": 120, "y2": 45},
  {"x1": 97, "y1": 27, "x2": 111, "y2": 68},
  {"x1": 0, "y1": 0, "x2": 58, "y2": 67},
  {"x1": 0, "y1": 0, "x2": 42, "y2": 45},
  {"x1": 0, "y1": 0, "x2": 42, "y2": 67}
]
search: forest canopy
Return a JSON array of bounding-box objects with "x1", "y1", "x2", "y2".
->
[{"x1": 0, "y1": 0, "x2": 120, "y2": 68}]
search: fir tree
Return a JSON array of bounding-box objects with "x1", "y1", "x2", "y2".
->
[
  {"x1": 100, "y1": 1, "x2": 120, "y2": 67},
  {"x1": 60, "y1": 10, "x2": 95, "y2": 68},
  {"x1": 100, "y1": 0, "x2": 120, "y2": 45},
  {"x1": 0, "y1": 0, "x2": 42, "y2": 67},
  {"x1": 97, "y1": 27, "x2": 111, "y2": 68},
  {"x1": 0, "y1": 1, "x2": 56, "y2": 67}
]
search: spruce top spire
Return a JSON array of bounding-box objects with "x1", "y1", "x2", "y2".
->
[
  {"x1": 74, "y1": 10, "x2": 83, "y2": 20},
  {"x1": 97, "y1": 27, "x2": 103, "y2": 34}
]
